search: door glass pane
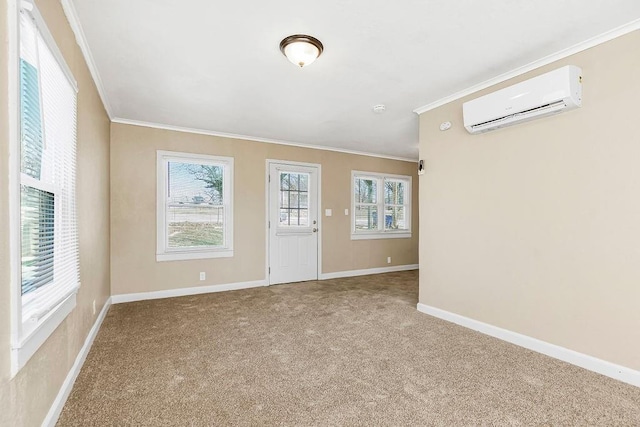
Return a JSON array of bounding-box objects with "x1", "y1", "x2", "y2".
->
[
  {"x1": 167, "y1": 161, "x2": 225, "y2": 247},
  {"x1": 290, "y1": 209, "x2": 299, "y2": 225},
  {"x1": 299, "y1": 174, "x2": 308, "y2": 191},
  {"x1": 290, "y1": 174, "x2": 299, "y2": 191},
  {"x1": 355, "y1": 178, "x2": 377, "y2": 203},
  {"x1": 279, "y1": 209, "x2": 290, "y2": 226},
  {"x1": 278, "y1": 171, "x2": 310, "y2": 227},
  {"x1": 299, "y1": 209, "x2": 309, "y2": 226},
  {"x1": 21, "y1": 185, "x2": 55, "y2": 295},
  {"x1": 354, "y1": 205, "x2": 378, "y2": 231},
  {"x1": 280, "y1": 191, "x2": 289, "y2": 208},
  {"x1": 280, "y1": 173, "x2": 289, "y2": 190}
]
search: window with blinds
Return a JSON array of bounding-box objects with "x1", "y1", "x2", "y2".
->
[
  {"x1": 156, "y1": 151, "x2": 234, "y2": 261},
  {"x1": 351, "y1": 171, "x2": 412, "y2": 240},
  {"x1": 18, "y1": 6, "x2": 79, "y2": 338}
]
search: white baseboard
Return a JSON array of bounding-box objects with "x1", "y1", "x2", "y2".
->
[
  {"x1": 111, "y1": 279, "x2": 268, "y2": 304},
  {"x1": 416, "y1": 303, "x2": 640, "y2": 388},
  {"x1": 111, "y1": 267, "x2": 420, "y2": 304},
  {"x1": 319, "y1": 264, "x2": 419, "y2": 280},
  {"x1": 42, "y1": 297, "x2": 113, "y2": 427}
]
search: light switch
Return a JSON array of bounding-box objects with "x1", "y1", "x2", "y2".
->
[
  {"x1": 344, "y1": 209, "x2": 349, "y2": 216},
  {"x1": 325, "y1": 209, "x2": 332, "y2": 217}
]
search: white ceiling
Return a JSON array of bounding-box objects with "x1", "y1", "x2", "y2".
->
[{"x1": 70, "y1": 0, "x2": 640, "y2": 160}]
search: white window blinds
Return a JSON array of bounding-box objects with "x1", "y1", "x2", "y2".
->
[{"x1": 19, "y1": 9, "x2": 79, "y2": 329}]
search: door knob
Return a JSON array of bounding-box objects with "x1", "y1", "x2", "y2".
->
[{"x1": 313, "y1": 228, "x2": 317, "y2": 232}]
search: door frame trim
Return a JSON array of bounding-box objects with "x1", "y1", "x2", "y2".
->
[{"x1": 265, "y1": 159, "x2": 322, "y2": 286}]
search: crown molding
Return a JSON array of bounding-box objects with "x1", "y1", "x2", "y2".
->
[
  {"x1": 413, "y1": 19, "x2": 640, "y2": 115},
  {"x1": 111, "y1": 118, "x2": 419, "y2": 163},
  {"x1": 60, "y1": 0, "x2": 113, "y2": 119}
]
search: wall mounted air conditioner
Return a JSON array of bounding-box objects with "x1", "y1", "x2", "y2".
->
[{"x1": 463, "y1": 65, "x2": 582, "y2": 134}]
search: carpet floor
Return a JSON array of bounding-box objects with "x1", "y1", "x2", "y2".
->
[{"x1": 58, "y1": 271, "x2": 640, "y2": 425}]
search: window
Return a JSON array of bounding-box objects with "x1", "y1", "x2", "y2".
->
[
  {"x1": 352, "y1": 171, "x2": 411, "y2": 240},
  {"x1": 12, "y1": 2, "x2": 79, "y2": 372},
  {"x1": 157, "y1": 151, "x2": 234, "y2": 261}
]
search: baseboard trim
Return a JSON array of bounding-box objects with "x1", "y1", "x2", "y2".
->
[
  {"x1": 319, "y1": 264, "x2": 419, "y2": 280},
  {"x1": 111, "y1": 267, "x2": 419, "y2": 303},
  {"x1": 111, "y1": 280, "x2": 268, "y2": 304},
  {"x1": 416, "y1": 303, "x2": 640, "y2": 388},
  {"x1": 42, "y1": 296, "x2": 113, "y2": 427}
]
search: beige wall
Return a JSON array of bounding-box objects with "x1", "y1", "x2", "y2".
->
[
  {"x1": 110, "y1": 123, "x2": 418, "y2": 296},
  {"x1": 0, "y1": 1, "x2": 111, "y2": 426},
  {"x1": 419, "y1": 30, "x2": 640, "y2": 370}
]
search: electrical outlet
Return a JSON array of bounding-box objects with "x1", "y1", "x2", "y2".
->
[
  {"x1": 92, "y1": 300, "x2": 96, "y2": 315},
  {"x1": 344, "y1": 209, "x2": 349, "y2": 215},
  {"x1": 387, "y1": 257, "x2": 391, "y2": 264},
  {"x1": 199, "y1": 272, "x2": 206, "y2": 281}
]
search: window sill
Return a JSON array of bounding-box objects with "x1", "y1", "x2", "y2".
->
[
  {"x1": 12, "y1": 291, "x2": 77, "y2": 376},
  {"x1": 156, "y1": 249, "x2": 234, "y2": 262},
  {"x1": 351, "y1": 232, "x2": 412, "y2": 241}
]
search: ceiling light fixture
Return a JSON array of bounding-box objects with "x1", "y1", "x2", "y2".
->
[{"x1": 279, "y1": 34, "x2": 324, "y2": 68}]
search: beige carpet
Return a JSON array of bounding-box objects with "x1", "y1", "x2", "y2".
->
[{"x1": 58, "y1": 271, "x2": 640, "y2": 425}]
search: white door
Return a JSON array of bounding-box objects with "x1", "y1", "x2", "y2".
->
[{"x1": 268, "y1": 162, "x2": 319, "y2": 285}]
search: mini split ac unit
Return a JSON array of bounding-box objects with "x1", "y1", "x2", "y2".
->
[{"x1": 463, "y1": 65, "x2": 582, "y2": 134}]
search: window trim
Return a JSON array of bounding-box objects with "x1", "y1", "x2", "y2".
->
[
  {"x1": 156, "y1": 150, "x2": 234, "y2": 262},
  {"x1": 351, "y1": 170, "x2": 412, "y2": 240},
  {"x1": 10, "y1": 0, "x2": 79, "y2": 376}
]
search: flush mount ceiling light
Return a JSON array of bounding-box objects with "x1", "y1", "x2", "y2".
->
[{"x1": 279, "y1": 34, "x2": 324, "y2": 68}]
